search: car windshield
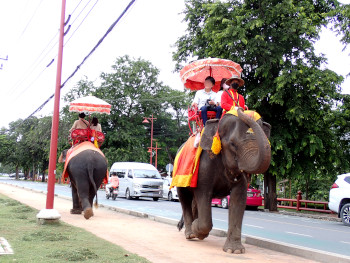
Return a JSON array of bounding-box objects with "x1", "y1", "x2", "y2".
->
[{"x1": 133, "y1": 169, "x2": 161, "y2": 179}]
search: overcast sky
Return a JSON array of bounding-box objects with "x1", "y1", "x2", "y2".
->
[{"x1": 0, "y1": 0, "x2": 349, "y2": 128}]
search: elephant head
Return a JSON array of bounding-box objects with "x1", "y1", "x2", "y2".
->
[
  {"x1": 58, "y1": 149, "x2": 68, "y2": 163},
  {"x1": 200, "y1": 108, "x2": 271, "y2": 175}
]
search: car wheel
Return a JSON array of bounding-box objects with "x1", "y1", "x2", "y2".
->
[
  {"x1": 340, "y1": 203, "x2": 350, "y2": 226},
  {"x1": 168, "y1": 192, "x2": 173, "y2": 201},
  {"x1": 126, "y1": 189, "x2": 132, "y2": 200},
  {"x1": 221, "y1": 197, "x2": 229, "y2": 209},
  {"x1": 153, "y1": 197, "x2": 159, "y2": 201}
]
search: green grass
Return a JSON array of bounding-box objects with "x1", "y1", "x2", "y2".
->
[{"x1": 0, "y1": 195, "x2": 150, "y2": 263}]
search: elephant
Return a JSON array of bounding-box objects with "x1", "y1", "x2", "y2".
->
[
  {"x1": 177, "y1": 108, "x2": 271, "y2": 254},
  {"x1": 59, "y1": 147, "x2": 108, "y2": 219}
]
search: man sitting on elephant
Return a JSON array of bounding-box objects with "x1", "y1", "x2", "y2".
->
[
  {"x1": 69, "y1": 113, "x2": 89, "y2": 132},
  {"x1": 221, "y1": 76, "x2": 246, "y2": 112},
  {"x1": 192, "y1": 76, "x2": 223, "y2": 126}
]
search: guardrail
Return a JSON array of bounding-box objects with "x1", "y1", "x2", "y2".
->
[{"x1": 275, "y1": 191, "x2": 333, "y2": 214}]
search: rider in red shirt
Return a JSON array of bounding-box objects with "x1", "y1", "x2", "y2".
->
[
  {"x1": 110, "y1": 172, "x2": 119, "y2": 188},
  {"x1": 221, "y1": 76, "x2": 246, "y2": 112}
]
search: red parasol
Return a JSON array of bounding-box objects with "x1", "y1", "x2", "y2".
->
[
  {"x1": 180, "y1": 58, "x2": 243, "y2": 92},
  {"x1": 69, "y1": 95, "x2": 111, "y2": 115}
]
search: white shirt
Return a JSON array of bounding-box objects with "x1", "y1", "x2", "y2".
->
[
  {"x1": 215, "y1": 90, "x2": 224, "y2": 105},
  {"x1": 193, "y1": 89, "x2": 216, "y2": 108}
]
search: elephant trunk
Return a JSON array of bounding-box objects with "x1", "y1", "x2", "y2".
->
[{"x1": 236, "y1": 108, "x2": 271, "y2": 174}]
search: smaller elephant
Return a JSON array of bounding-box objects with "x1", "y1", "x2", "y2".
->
[{"x1": 59, "y1": 143, "x2": 108, "y2": 219}]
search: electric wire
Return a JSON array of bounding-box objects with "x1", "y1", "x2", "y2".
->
[
  {"x1": 64, "y1": 0, "x2": 100, "y2": 47},
  {"x1": 18, "y1": 0, "x2": 45, "y2": 40},
  {"x1": 27, "y1": 0, "x2": 137, "y2": 118},
  {"x1": 7, "y1": 0, "x2": 95, "y2": 98}
]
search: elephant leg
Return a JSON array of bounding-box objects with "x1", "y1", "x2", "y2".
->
[
  {"x1": 75, "y1": 176, "x2": 94, "y2": 219},
  {"x1": 177, "y1": 187, "x2": 196, "y2": 239},
  {"x1": 70, "y1": 183, "x2": 82, "y2": 214},
  {"x1": 224, "y1": 174, "x2": 247, "y2": 254},
  {"x1": 191, "y1": 190, "x2": 213, "y2": 240}
]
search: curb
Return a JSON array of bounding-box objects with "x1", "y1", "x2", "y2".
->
[{"x1": 2, "y1": 182, "x2": 350, "y2": 263}]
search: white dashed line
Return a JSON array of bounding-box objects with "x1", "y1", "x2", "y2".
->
[
  {"x1": 244, "y1": 224, "x2": 264, "y2": 229},
  {"x1": 286, "y1": 231, "x2": 312, "y2": 238}
]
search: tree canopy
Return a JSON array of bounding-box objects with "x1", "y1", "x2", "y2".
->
[
  {"x1": 173, "y1": 0, "x2": 350, "y2": 205},
  {"x1": 0, "y1": 56, "x2": 190, "y2": 177}
]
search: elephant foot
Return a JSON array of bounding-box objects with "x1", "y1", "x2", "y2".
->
[
  {"x1": 70, "y1": 208, "x2": 82, "y2": 215},
  {"x1": 185, "y1": 229, "x2": 196, "y2": 240},
  {"x1": 191, "y1": 219, "x2": 211, "y2": 240},
  {"x1": 84, "y1": 208, "x2": 94, "y2": 219},
  {"x1": 223, "y1": 241, "x2": 245, "y2": 254}
]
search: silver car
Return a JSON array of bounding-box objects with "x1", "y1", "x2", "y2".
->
[{"x1": 109, "y1": 162, "x2": 163, "y2": 201}]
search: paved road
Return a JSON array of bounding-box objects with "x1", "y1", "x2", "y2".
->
[{"x1": 1, "y1": 178, "x2": 350, "y2": 257}]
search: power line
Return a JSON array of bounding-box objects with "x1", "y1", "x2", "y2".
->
[
  {"x1": 7, "y1": 0, "x2": 93, "y2": 98},
  {"x1": 18, "y1": 0, "x2": 45, "y2": 40},
  {"x1": 27, "y1": 0, "x2": 137, "y2": 118},
  {"x1": 64, "y1": 0, "x2": 100, "y2": 47}
]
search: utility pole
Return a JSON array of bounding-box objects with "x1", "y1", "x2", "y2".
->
[
  {"x1": 142, "y1": 114, "x2": 157, "y2": 165},
  {"x1": 154, "y1": 142, "x2": 161, "y2": 169},
  {"x1": 0, "y1": 55, "x2": 8, "y2": 70},
  {"x1": 37, "y1": 0, "x2": 67, "y2": 223}
]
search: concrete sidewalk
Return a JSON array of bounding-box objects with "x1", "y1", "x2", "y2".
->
[{"x1": 0, "y1": 183, "x2": 318, "y2": 263}]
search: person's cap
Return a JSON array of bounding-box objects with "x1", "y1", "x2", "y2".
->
[{"x1": 225, "y1": 76, "x2": 244, "y2": 87}]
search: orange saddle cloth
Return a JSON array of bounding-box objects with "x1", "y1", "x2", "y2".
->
[
  {"x1": 170, "y1": 135, "x2": 202, "y2": 189},
  {"x1": 61, "y1": 141, "x2": 108, "y2": 184}
]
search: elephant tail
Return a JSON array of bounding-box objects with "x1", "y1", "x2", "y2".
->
[
  {"x1": 87, "y1": 162, "x2": 98, "y2": 209},
  {"x1": 177, "y1": 215, "x2": 184, "y2": 231}
]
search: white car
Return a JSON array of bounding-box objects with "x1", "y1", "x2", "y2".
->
[
  {"x1": 162, "y1": 177, "x2": 179, "y2": 201},
  {"x1": 329, "y1": 173, "x2": 350, "y2": 226}
]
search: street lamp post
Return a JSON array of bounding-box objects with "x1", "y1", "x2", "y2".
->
[{"x1": 142, "y1": 114, "x2": 157, "y2": 165}]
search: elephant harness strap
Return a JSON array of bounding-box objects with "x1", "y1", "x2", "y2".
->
[{"x1": 61, "y1": 141, "x2": 108, "y2": 184}]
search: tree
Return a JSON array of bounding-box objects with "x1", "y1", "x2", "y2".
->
[
  {"x1": 173, "y1": 0, "x2": 350, "y2": 210},
  {"x1": 62, "y1": 55, "x2": 190, "y2": 170}
]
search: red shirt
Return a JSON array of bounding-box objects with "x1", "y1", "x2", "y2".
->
[
  {"x1": 221, "y1": 89, "x2": 245, "y2": 111},
  {"x1": 110, "y1": 176, "x2": 119, "y2": 187}
]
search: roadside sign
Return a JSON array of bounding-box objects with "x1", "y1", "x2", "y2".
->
[{"x1": 166, "y1": 163, "x2": 173, "y2": 173}]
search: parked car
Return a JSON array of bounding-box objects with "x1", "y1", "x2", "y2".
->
[
  {"x1": 162, "y1": 177, "x2": 179, "y2": 201},
  {"x1": 329, "y1": 173, "x2": 350, "y2": 226},
  {"x1": 110, "y1": 162, "x2": 163, "y2": 201},
  {"x1": 212, "y1": 185, "x2": 263, "y2": 209},
  {"x1": 9, "y1": 173, "x2": 24, "y2": 178}
]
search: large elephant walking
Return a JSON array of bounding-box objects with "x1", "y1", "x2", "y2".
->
[
  {"x1": 59, "y1": 142, "x2": 108, "y2": 219},
  {"x1": 177, "y1": 108, "x2": 271, "y2": 253}
]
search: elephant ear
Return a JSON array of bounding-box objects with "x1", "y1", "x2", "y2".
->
[
  {"x1": 200, "y1": 119, "x2": 219, "y2": 151},
  {"x1": 262, "y1": 122, "x2": 271, "y2": 139}
]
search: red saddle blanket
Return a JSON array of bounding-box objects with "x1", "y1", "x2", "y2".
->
[
  {"x1": 61, "y1": 141, "x2": 108, "y2": 184},
  {"x1": 170, "y1": 135, "x2": 202, "y2": 188},
  {"x1": 70, "y1": 129, "x2": 105, "y2": 146}
]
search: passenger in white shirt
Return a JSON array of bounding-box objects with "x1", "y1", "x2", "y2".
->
[{"x1": 191, "y1": 76, "x2": 223, "y2": 125}]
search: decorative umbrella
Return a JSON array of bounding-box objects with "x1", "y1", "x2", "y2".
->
[
  {"x1": 180, "y1": 58, "x2": 243, "y2": 92},
  {"x1": 69, "y1": 95, "x2": 111, "y2": 115}
]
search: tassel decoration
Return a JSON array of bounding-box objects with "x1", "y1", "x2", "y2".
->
[{"x1": 211, "y1": 132, "x2": 222, "y2": 155}]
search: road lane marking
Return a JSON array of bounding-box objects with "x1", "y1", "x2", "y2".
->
[
  {"x1": 340, "y1": 241, "x2": 350, "y2": 245},
  {"x1": 286, "y1": 231, "x2": 312, "y2": 238},
  {"x1": 213, "y1": 218, "x2": 227, "y2": 222},
  {"x1": 245, "y1": 215, "x2": 349, "y2": 234},
  {"x1": 244, "y1": 224, "x2": 263, "y2": 229}
]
